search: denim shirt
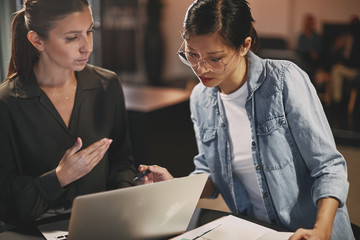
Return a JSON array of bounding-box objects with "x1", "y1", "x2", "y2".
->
[{"x1": 190, "y1": 51, "x2": 354, "y2": 239}]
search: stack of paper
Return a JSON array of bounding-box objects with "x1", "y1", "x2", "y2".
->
[{"x1": 172, "y1": 215, "x2": 293, "y2": 240}]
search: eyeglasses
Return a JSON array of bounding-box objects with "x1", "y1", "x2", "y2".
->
[{"x1": 177, "y1": 41, "x2": 236, "y2": 73}]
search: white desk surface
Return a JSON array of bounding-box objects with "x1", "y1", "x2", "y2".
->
[{"x1": 123, "y1": 84, "x2": 191, "y2": 112}]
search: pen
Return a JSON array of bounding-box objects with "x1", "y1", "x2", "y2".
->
[
  {"x1": 133, "y1": 169, "x2": 151, "y2": 182},
  {"x1": 192, "y1": 224, "x2": 221, "y2": 240}
]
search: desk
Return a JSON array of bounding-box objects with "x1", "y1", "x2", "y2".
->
[
  {"x1": 0, "y1": 208, "x2": 287, "y2": 240},
  {"x1": 123, "y1": 84, "x2": 197, "y2": 177}
]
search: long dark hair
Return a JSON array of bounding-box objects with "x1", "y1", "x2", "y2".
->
[
  {"x1": 183, "y1": 0, "x2": 258, "y2": 51},
  {"x1": 6, "y1": 0, "x2": 89, "y2": 81}
]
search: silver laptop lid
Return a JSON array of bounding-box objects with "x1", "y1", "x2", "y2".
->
[{"x1": 67, "y1": 174, "x2": 208, "y2": 240}]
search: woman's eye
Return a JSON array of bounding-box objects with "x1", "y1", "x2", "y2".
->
[
  {"x1": 210, "y1": 57, "x2": 222, "y2": 62},
  {"x1": 87, "y1": 29, "x2": 94, "y2": 35},
  {"x1": 188, "y1": 52, "x2": 199, "y2": 58},
  {"x1": 66, "y1": 36, "x2": 78, "y2": 42}
]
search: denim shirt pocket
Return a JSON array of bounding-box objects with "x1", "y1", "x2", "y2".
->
[
  {"x1": 198, "y1": 128, "x2": 219, "y2": 168},
  {"x1": 257, "y1": 116, "x2": 287, "y2": 136},
  {"x1": 200, "y1": 128, "x2": 217, "y2": 143},
  {"x1": 256, "y1": 116, "x2": 294, "y2": 171}
]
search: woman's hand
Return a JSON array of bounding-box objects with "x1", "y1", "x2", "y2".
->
[
  {"x1": 289, "y1": 227, "x2": 330, "y2": 240},
  {"x1": 289, "y1": 198, "x2": 339, "y2": 240},
  {"x1": 56, "y1": 137, "x2": 113, "y2": 187},
  {"x1": 137, "y1": 164, "x2": 173, "y2": 184}
]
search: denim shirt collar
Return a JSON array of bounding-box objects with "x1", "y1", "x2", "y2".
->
[
  {"x1": 246, "y1": 51, "x2": 267, "y2": 101},
  {"x1": 207, "y1": 51, "x2": 267, "y2": 100}
]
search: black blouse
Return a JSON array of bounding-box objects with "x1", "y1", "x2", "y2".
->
[{"x1": 0, "y1": 65, "x2": 136, "y2": 224}]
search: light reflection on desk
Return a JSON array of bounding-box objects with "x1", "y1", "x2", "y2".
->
[{"x1": 123, "y1": 84, "x2": 191, "y2": 112}]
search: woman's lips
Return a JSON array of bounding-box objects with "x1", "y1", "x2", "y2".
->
[
  {"x1": 199, "y1": 76, "x2": 213, "y2": 83},
  {"x1": 76, "y1": 58, "x2": 89, "y2": 64}
]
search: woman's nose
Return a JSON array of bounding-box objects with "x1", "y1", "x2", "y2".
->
[
  {"x1": 80, "y1": 35, "x2": 93, "y2": 53},
  {"x1": 194, "y1": 60, "x2": 210, "y2": 74}
]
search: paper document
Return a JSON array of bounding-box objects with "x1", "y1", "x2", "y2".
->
[{"x1": 172, "y1": 215, "x2": 293, "y2": 240}]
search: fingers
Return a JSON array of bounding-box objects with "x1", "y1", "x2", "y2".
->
[
  {"x1": 76, "y1": 138, "x2": 112, "y2": 173},
  {"x1": 138, "y1": 164, "x2": 149, "y2": 172},
  {"x1": 83, "y1": 138, "x2": 112, "y2": 156},
  {"x1": 289, "y1": 228, "x2": 310, "y2": 240},
  {"x1": 149, "y1": 165, "x2": 174, "y2": 180},
  {"x1": 86, "y1": 138, "x2": 113, "y2": 165},
  {"x1": 137, "y1": 164, "x2": 174, "y2": 183},
  {"x1": 137, "y1": 165, "x2": 152, "y2": 184},
  {"x1": 57, "y1": 138, "x2": 113, "y2": 187},
  {"x1": 142, "y1": 175, "x2": 153, "y2": 184},
  {"x1": 67, "y1": 137, "x2": 83, "y2": 156},
  {"x1": 138, "y1": 164, "x2": 165, "y2": 173}
]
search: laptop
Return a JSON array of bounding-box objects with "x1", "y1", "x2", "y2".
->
[{"x1": 38, "y1": 174, "x2": 208, "y2": 240}]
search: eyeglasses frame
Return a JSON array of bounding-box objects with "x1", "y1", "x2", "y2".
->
[{"x1": 177, "y1": 41, "x2": 237, "y2": 73}]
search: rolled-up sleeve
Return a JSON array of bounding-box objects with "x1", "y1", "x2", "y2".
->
[{"x1": 283, "y1": 63, "x2": 349, "y2": 207}]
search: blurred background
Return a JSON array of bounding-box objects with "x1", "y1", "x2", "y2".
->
[{"x1": 0, "y1": 0, "x2": 359, "y2": 226}]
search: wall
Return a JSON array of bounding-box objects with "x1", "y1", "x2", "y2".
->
[
  {"x1": 161, "y1": 0, "x2": 360, "y2": 82},
  {"x1": 161, "y1": 0, "x2": 195, "y2": 82},
  {"x1": 250, "y1": 0, "x2": 360, "y2": 48}
]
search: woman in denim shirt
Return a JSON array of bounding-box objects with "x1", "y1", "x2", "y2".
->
[{"x1": 140, "y1": 0, "x2": 354, "y2": 239}]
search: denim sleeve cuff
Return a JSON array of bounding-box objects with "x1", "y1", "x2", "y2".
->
[
  {"x1": 312, "y1": 176, "x2": 349, "y2": 208},
  {"x1": 35, "y1": 169, "x2": 66, "y2": 201}
]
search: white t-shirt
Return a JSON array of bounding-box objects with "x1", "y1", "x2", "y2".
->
[{"x1": 220, "y1": 84, "x2": 269, "y2": 222}]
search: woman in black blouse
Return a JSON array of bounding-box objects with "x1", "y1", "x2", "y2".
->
[{"x1": 0, "y1": 0, "x2": 136, "y2": 225}]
